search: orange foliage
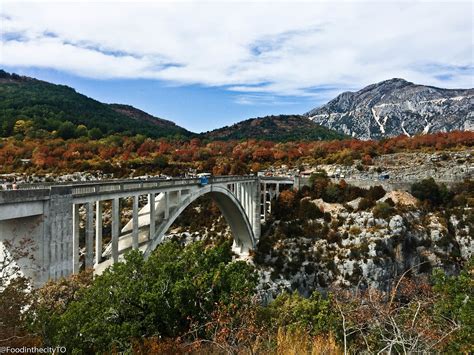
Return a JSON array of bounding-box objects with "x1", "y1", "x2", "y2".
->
[{"x1": 0, "y1": 131, "x2": 472, "y2": 175}]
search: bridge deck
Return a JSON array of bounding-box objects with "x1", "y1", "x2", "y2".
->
[{"x1": 0, "y1": 175, "x2": 257, "y2": 203}]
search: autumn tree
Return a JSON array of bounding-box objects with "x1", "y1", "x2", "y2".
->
[{"x1": 13, "y1": 119, "x2": 33, "y2": 136}]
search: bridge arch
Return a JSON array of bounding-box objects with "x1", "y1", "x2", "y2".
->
[{"x1": 143, "y1": 185, "x2": 256, "y2": 258}]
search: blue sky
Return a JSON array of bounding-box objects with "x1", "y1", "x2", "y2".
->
[{"x1": 1, "y1": 0, "x2": 473, "y2": 132}]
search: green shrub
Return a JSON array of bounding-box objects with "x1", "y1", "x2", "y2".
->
[
  {"x1": 57, "y1": 121, "x2": 76, "y2": 139},
  {"x1": 298, "y1": 199, "x2": 323, "y2": 220},
  {"x1": 33, "y1": 241, "x2": 257, "y2": 353},
  {"x1": 411, "y1": 178, "x2": 451, "y2": 206},
  {"x1": 262, "y1": 291, "x2": 337, "y2": 336},
  {"x1": 358, "y1": 197, "x2": 375, "y2": 210},
  {"x1": 373, "y1": 202, "x2": 395, "y2": 219},
  {"x1": 366, "y1": 185, "x2": 386, "y2": 201},
  {"x1": 432, "y1": 259, "x2": 474, "y2": 353}
]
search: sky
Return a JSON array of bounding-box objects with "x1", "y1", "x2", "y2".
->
[{"x1": 0, "y1": 0, "x2": 473, "y2": 132}]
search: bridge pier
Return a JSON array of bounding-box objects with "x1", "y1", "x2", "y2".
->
[
  {"x1": 149, "y1": 193, "x2": 155, "y2": 240},
  {"x1": 111, "y1": 198, "x2": 120, "y2": 263},
  {"x1": 85, "y1": 202, "x2": 94, "y2": 268},
  {"x1": 132, "y1": 195, "x2": 139, "y2": 250},
  {"x1": 95, "y1": 201, "x2": 103, "y2": 264},
  {"x1": 262, "y1": 182, "x2": 267, "y2": 220},
  {"x1": 72, "y1": 204, "x2": 80, "y2": 273},
  {"x1": 164, "y1": 191, "x2": 170, "y2": 219}
]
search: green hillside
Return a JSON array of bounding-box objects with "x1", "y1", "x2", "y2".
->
[
  {"x1": 203, "y1": 114, "x2": 345, "y2": 142},
  {"x1": 0, "y1": 70, "x2": 192, "y2": 139}
]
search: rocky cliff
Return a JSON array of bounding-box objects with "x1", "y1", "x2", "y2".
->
[
  {"x1": 305, "y1": 79, "x2": 473, "y2": 140},
  {"x1": 255, "y1": 191, "x2": 473, "y2": 299}
]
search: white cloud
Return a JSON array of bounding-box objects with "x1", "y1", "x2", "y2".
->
[{"x1": 0, "y1": 0, "x2": 472, "y2": 98}]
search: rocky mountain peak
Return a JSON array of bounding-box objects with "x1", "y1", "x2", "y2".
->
[{"x1": 305, "y1": 79, "x2": 473, "y2": 140}]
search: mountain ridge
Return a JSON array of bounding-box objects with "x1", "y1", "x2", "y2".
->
[
  {"x1": 108, "y1": 103, "x2": 184, "y2": 130},
  {"x1": 1, "y1": 70, "x2": 472, "y2": 141},
  {"x1": 202, "y1": 114, "x2": 345, "y2": 142},
  {"x1": 305, "y1": 78, "x2": 473, "y2": 140},
  {"x1": 0, "y1": 70, "x2": 192, "y2": 139}
]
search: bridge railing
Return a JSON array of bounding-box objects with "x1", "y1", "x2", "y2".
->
[
  {"x1": 70, "y1": 175, "x2": 257, "y2": 196},
  {"x1": 13, "y1": 175, "x2": 255, "y2": 191},
  {"x1": 3, "y1": 175, "x2": 258, "y2": 200},
  {"x1": 260, "y1": 176, "x2": 295, "y2": 182},
  {"x1": 70, "y1": 177, "x2": 201, "y2": 196},
  {"x1": 15, "y1": 176, "x2": 171, "y2": 191},
  {"x1": 211, "y1": 175, "x2": 256, "y2": 184}
]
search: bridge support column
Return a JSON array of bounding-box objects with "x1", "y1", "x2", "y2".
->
[
  {"x1": 268, "y1": 184, "x2": 273, "y2": 215},
  {"x1": 95, "y1": 201, "x2": 102, "y2": 264},
  {"x1": 262, "y1": 182, "x2": 267, "y2": 221},
  {"x1": 253, "y1": 180, "x2": 261, "y2": 240},
  {"x1": 247, "y1": 183, "x2": 251, "y2": 222},
  {"x1": 132, "y1": 195, "x2": 139, "y2": 249},
  {"x1": 72, "y1": 203, "x2": 80, "y2": 273},
  {"x1": 249, "y1": 183, "x2": 254, "y2": 227},
  {"x1": 111, "y1": 198, "x2": 120, "y2": 263},
  {"x1": 164, "y1": 191, "x2": 170, "y2": 219},
  {"x1": 85, "y1": 202, "x2": 94, "y2": 268},
  {"x1": 245, "y1": 183, "x2": 250, "y2": 225},
  {"x1": 293, "y1": 176, "x2": 300, "y2": 190},
  {"x1": 243, "y1": 183, "x2": 247, "y2": 218},
  {"x1": 149, "y1": 193, "x2": 155, "y2": 240},
  {"x1": 250, "y1": 183, "x2": 260, "y2": 227}
]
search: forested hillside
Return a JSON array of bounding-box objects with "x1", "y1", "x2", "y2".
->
[
  {"x1": 0, "y1": 70, "x2": 191, "y2": 139},
  {"x1": 204, "y1": 115, "x2": 344, "y2": 142}
]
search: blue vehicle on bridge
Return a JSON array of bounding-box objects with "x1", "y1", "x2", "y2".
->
[{"x1": 197, "y1": 173, "x2": 212, "y2": 186}]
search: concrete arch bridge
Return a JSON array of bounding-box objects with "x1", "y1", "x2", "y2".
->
[{"x1": 0, "y1": 175, "x2": 294, "y2": 286}]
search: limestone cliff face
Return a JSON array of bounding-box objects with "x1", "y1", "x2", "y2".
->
[
  {"x1": 255, "y1": 195, "x2": 473, "y2": 299},
  {"x1": 305, "y1": 79, "x2": 473, "y2": 140}
]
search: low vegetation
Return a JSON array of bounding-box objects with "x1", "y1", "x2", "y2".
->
[{"x1": 0, "y1": 241, "x2": 471, "y2": 353}]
